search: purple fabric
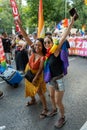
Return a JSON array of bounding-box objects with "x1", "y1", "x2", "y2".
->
[
  {"x1": 60, "y1": 40, "x2": 69, "y2": 75},
  {"x1": 60, "y1": 49, "x2": 69, "y2": 75},
  {"x1": 44, "y1": 61, "x2": 51, "y2": 83}
]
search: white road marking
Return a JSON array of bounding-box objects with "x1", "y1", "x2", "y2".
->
[{"x1": 80, "y1": 121, "x2": 87, "y2": 130}]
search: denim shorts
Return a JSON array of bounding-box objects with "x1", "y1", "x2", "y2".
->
[{"x1": 48, "y1": 77, "x2": 65, "y2": 91}]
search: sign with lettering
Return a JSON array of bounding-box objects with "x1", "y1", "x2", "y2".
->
[
  {"x1": 10, "y1": 0, "x2": 20, "y2": 32},
  {"x1": 68, "y1": 37, "x2": 87, "y2": 56}
]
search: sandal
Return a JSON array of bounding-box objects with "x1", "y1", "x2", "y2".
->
[
  {"x1": 54, "y1": 116, "x2": 66, "y2": 128},
  {"x1": 40, "y1": 109, "x2": 49, "y2": 119},
  {"x1": 47, "y1": 108, "x2": 57, "y2": 117},
  {"x1": 26, "y1": 100, "x2": 37, "y2": 106}
]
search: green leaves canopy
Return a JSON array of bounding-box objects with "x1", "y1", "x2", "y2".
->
[{"x1": 0, "y1": 0, "x2": 87, "y2": 34}]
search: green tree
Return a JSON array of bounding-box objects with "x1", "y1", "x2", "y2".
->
[
  {"x1": 70, "y1": 0, "x2": 87, "y2": 28},
  {"x1": 0, "y1": 0, "x2": 14, "y2": 34},
  {"x1": 0, "y1": 0, "x2": 87, "y2": 34},
  {"x1": 25, "y1": 0, "x2": 66, "y2": 32}
]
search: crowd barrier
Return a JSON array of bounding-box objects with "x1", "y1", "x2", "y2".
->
[{"x1": 68, "y1": 37, "x2": 87, "y2": 56}]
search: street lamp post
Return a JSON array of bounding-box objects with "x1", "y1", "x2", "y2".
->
[
  {"x1": 0, "y1": 18, "x2": 3, "y2": 33},
  {"x1": 65, "y1": 0, "x2": 67, "y2": 18}
]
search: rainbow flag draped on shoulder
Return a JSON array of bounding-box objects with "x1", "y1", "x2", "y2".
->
[
  {"x1": 44, "y1": 38, "x2": 69, "y2": 83},
  {"x1": 44, "y1": 38, "x2": 59, "y2": 82},
  {"x1": 44, "y1": 38, "x2": 59, "y2": 62}
]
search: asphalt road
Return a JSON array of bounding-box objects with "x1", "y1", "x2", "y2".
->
[{"x1": 0, "y1": 56, "x2": 87, "y2": 130}]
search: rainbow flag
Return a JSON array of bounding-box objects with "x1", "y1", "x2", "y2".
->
[
  {"x1": 38, "y1": 0, "x2": 45, "y2": 38},
  {"x1": 0, "y1": 38, "x2": 7, "y2": 71},
  {"x1": 44, "y1": 38, "x2": 59, "y2": 82},
  {"x1": 82, "y1": 25, "x2": 86, "y2": 32},
  {"x1": 57, "y1": 18, "x2": 69, "y2": 30},
  {"x1": 80, "y1": 25, "x2": 86, "y2": 35},
  {"x1": 44, "y1": 38, "x2": 69, "y2": 82}
]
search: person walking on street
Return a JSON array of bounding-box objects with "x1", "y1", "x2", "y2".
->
[
  {"x1": 1, "y1": 32, "x2": 12, "y2": 65},
  {"x1": 15, "y1": 34, "x2": 28, "y2": 73},
  {"x1": 24, "y1": 38, "x2": 49, "y2": 119},
  {"x1": 15, "y1": 14, "x2": 75, "y2": 125},
  {"x1": 43, "y1": 15, "x2": 75, "y2": 128}
]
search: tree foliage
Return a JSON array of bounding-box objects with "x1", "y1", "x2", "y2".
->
[
  {"x1": 69, "y1": 0, "x2": 87, "y2": 28},
  {"x1": 0, "y1": 0, "x2": 87, "y2": 34}
]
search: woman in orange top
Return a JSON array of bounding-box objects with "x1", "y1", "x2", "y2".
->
[
  {"x1": 15, "y1": 15, "x2": 75, "y2": 121},
  {"x1": 25, "y1": 38, "x2": 48, "y2": 119}
]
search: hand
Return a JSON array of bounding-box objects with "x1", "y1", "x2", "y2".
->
[
  {"x1": 70, "y1": 14, "x2": 76, "y2": 25},
  {"x1": 32, "y1": 78, "x2": 37, "y2": 85}
]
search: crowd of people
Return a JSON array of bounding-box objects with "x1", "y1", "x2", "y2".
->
[{"x1": 0, "y1": 14, "x2": 75, "y2": 129}]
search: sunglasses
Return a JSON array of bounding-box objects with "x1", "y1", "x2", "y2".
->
[{"x1": 44, "y1": 41, "x2": 51, "y2": 44}]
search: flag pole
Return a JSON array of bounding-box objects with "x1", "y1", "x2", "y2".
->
[{"x1": 38, "y1": 0, "x2": 45, "y2": 38}]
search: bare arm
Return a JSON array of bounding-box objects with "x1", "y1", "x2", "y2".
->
[
  {"x1": 54, "y1": 15, "x2": 75, "y2": 56},
  {"x1": 32, "y1": 58, "x2": 44, "y2": 84},
  {"x1": 15, "y1": 19, "x2": 33, "y2": 46}
]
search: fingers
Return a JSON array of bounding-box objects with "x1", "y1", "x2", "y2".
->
[{"x1": 71, "y1": 13, "x2": 78, "y2": 21}]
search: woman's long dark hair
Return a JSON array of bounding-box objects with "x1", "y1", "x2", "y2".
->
[{"x1": 36, "y1": 38, "x2": 46, "y2": 56}]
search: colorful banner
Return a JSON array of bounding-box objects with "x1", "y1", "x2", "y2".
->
[
  {"x1": 38, "y1": 0, "x2": 45, "y2": 38},
  {"x1": 10, "y1": 0, "x2": 20, "y2": 32},
  {"x1": 0, "y1": 38, "x2": 6, "y2": 69},
  {"x1": 68, "y1": 37, "x2": 87, "y2": 56}
]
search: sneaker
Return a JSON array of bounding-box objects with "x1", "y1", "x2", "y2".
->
[
  {"x1": 0, "y1": 91, "x2": 4, "y2": 99},
  {"x1": 47, "y1": 108, "x2": 57, "y2": 117},
  {"x1": 54, "y1": 116, "x2": 66, "y2": 128}
]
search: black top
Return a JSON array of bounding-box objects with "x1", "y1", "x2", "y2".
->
[
  {"x1": 2, "y1": 38, "x2": 11, "y2": 53},
  {"x1": 48, "y1": 54, "x2": 63, "y2": 77}
]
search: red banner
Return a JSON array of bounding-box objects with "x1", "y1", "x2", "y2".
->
[
  {"x1": 68, "y1": 37, "x2": 87, "y2": 56},
  {"x1": 10, "y1": 0, "x2": 20, "y2": 32}
]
